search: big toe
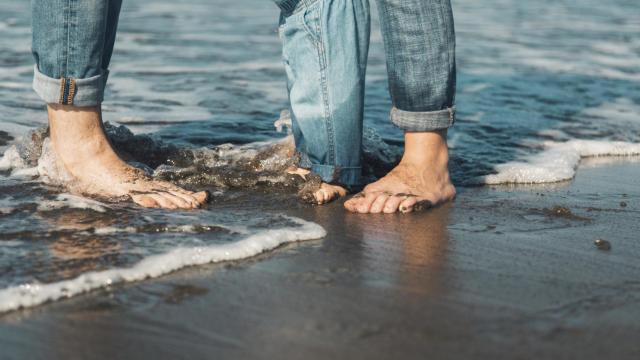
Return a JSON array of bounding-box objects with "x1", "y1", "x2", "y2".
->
[
  {"x1": 344, "y1": 193, "x2": 364, "y2": 212},
  {"x1": 315, "y1": 184, "x2": 347, "y2": 205}
]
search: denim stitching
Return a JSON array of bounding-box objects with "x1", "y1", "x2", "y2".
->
[
  {"x1": 64, "y1": 0, "x2": 71, "y2": 76},
  {"x1": 441, "y1": 0, "x2": 456, "y2": 111},
  {"x1": 58, "y1": 78, "x2": 66, "y2": 104},
  {"x1": 315, "y1": 1, "x2": 336, "y2": 168},
  {"x1": 67, "y1": 78, "x2": 76, "y2": 104},
  {"x1": 301, "y1": 0, "x2": 322, "y2": 50}
]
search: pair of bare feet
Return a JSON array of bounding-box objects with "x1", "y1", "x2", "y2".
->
[
  {"x1": 49, "y1": 105, "x2": 455, "y2": 213},
  {"x1": 295, "y1": 130, "x2": 456, "y2": 213}
]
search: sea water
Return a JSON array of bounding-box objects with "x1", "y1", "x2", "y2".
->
[{"x1": 0, "y1": 0, "x2": 639, "y2": 312}]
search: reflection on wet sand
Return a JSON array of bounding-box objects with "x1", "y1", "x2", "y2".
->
[
  {"x1": 39, "y1": 209, "x2": 124, "y2": 283},
  {"x1": 344, "y1": 204, "x2": 452, "y2": 296}
]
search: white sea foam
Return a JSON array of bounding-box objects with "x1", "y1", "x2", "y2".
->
[
  {"x1": 484, "y1": 140, "x2": 640, "y2": 184},
  {"x1": 0, "y1": 145, "x2": 24, "y2": 171},
  {"x1": 36, "y1": 137, "x2": 74, "y2": 186},
  {"x1": 0, "y1": 218, "x2": 325, "y2": 313},
  {"x1": 37, "y1": 194, "x2": 110, "y2": 213}
]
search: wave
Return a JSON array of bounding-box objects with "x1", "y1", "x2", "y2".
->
[
  {"x1": 484, "y1": 139, "x2": 640, "y2": 184},
  {"x1": 0, "y1": 217, "x2": 325, "y2": 313}
]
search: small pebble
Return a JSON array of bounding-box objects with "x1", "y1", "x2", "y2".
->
[{"x1": 594, "y1": 239, "x2": 611, "y2": 251}]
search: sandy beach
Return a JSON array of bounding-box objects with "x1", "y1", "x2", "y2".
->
[
  {"x1": 1, "y1": 158, "x2": 639, "y2": 359},
  {"x1": 2, "y1": 0, "x2": 640, "y2": 358}
]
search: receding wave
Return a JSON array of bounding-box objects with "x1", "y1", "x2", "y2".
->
[{"x1": 0, "y1": 218, "x2": 325, "y2": 313}]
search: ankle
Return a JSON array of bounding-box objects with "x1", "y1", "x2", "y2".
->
[
  {"x1": 48, "y1": 104, "x2": 102, "y2": 138},
  {"x1": 47, "y1": 105, "x2": 115, "y2": 164},
  {"x1": 400, "y1": 130, "x2": 450, "y2": 167}
]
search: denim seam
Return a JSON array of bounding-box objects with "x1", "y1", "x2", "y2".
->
[
  {"x1": 442, "y1": 0, "x2": 456, "y2": 106},
  {"x1": 60, "y1": 0, "x2": 76, "y2": 105},
  {"x1": 313, "y1": 1, "x2": 335, "y2": 167}
]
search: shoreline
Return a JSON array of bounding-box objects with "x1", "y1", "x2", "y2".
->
[{"x1": 1, "y1": 158, "x2": 640, "y2": 359}]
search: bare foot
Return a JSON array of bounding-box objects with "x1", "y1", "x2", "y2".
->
[
  {"x1": 344, "y1": 130, "x2": 456, "y2": 214},
  {"x1": 287, "y1": 167, "x2": 347, "y2": 205},
  {"x1": 48, "y1": 104, "x2": 209, "y2": 209}
]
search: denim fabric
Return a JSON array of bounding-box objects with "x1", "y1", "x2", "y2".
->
[
  {"x1": 279, "y1": 0, "x2": 370, "y2": 187},
  {"x1": 277, "y1": 0, "x2": 456, "y2": 186},
  {"x1": 29, "y1": 0, "x2": 455, "y2": 187},
  {"x1": 375, "y1": 0, "x2": 456, "y2": 131},
  {"x1": 276, "y1": 0, "x2": 456, "y2": 132},
  {"x1": 31, "y1": 0, "x2": 122, "y2": 106}
]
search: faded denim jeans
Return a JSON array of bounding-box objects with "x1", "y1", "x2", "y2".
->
[
  {"x1": 31, "y1": 0, "x2": 122, "y2": 106},
  {"x1": 276, "y1": 0, "x2": 456, "y2": 187},
  {"x1": 277, "y1": 0, "x2": 370, "y2": 187},
  {"x1": 31, "y1": 0, "x2": 456, "y2": 187}
]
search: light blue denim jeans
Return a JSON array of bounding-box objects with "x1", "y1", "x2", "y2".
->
[
  {"x1": 278, "y1": 0, "x2": 370, "y2": 187},
  {"x1": 31, "y1": 0, "x2": 456, "y2": 188},
  {"x1": 275, "y1": 0, "x2": 456, "y2": 187}
]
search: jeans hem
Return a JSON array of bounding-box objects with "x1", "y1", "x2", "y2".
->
[
  {"x1": 391, "y1": 106, "x2": 455, "y2": 132},
  {"x1": 309, "y1": 164, "x2": 361, "y2": 188},
  {"x1": 32, "y1": 65, "x2": 108, "y2": 107}
]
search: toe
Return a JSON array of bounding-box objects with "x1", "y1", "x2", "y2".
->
[
  {"x1": 357, "y1": 192, "x2": 379, "y2": 214},
  {"x1": 369, "y1": 194, "x2": 390, "y2": 214},
  {"x1": 344, "y1": 193, "x2": 364, "y2": 212},
  {"x1": 399, "y1": 197, "x2": 418, "y2": 214},
  {"x1": 333, "y1": 185, "x2": 348, "y2": 200},
  {"x1": 314, "y1": 188, "x2": 327, "y2": 204},
  {"x1": 383, "y1": 196, "x2": 404, "y2": 213},
  {"x1": 131, "y1": 194, "x2": 160, "y2": 208},
  {"x1": 315, "y1": 184, "x2": 346, "y2": 205},
  {"x1": 168, "y1": 190, "x2": 199, "y2": 208},
  {"x1": 161, "y1": 192, "x2": 193, "y2": 209},
  {"x1": 192, "y1": 191, "x2": 210, "y2": 205},
  {"x1": 147, "y1": 193, "x2": 178, "y2": 209}
]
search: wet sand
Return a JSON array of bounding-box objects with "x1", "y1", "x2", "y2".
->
[{"x1": 1, "y1": 159, "x2": 640, "y2": 359}]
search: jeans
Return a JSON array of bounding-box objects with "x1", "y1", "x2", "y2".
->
[
  {"x1": 31, "y1": 0, "x2": 122, "y2": 107},
  {"x1": 276, "y1": 0, "x2": 456, "y2": 187},
  {"x1": 31, "y1": 0, "x2": 456, "y2": 187},
  {"x1": 278, "y1": 0, "x2": 370, "y2": 187}
]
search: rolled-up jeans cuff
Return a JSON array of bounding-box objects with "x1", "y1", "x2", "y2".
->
[
  {"x1": 391, "y1": 106, "x2": 456, "y2": 132},
  {"x1": 309, "y1": 164, "x2": 361, "y2": 188},
  {"x1": 32, "y1": 65, "x2": 108, "y2": 107}
]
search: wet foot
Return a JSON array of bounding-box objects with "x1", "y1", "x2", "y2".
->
[
  {"x1": 344, "y1": 130, "x2": 456, "y2": 214},
  {"x1": 48, "y1": 105, "x2": 209, "y2": 209},
  {"x1": 287, "y1": 167, "x2": 347, "y2": 205}
]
